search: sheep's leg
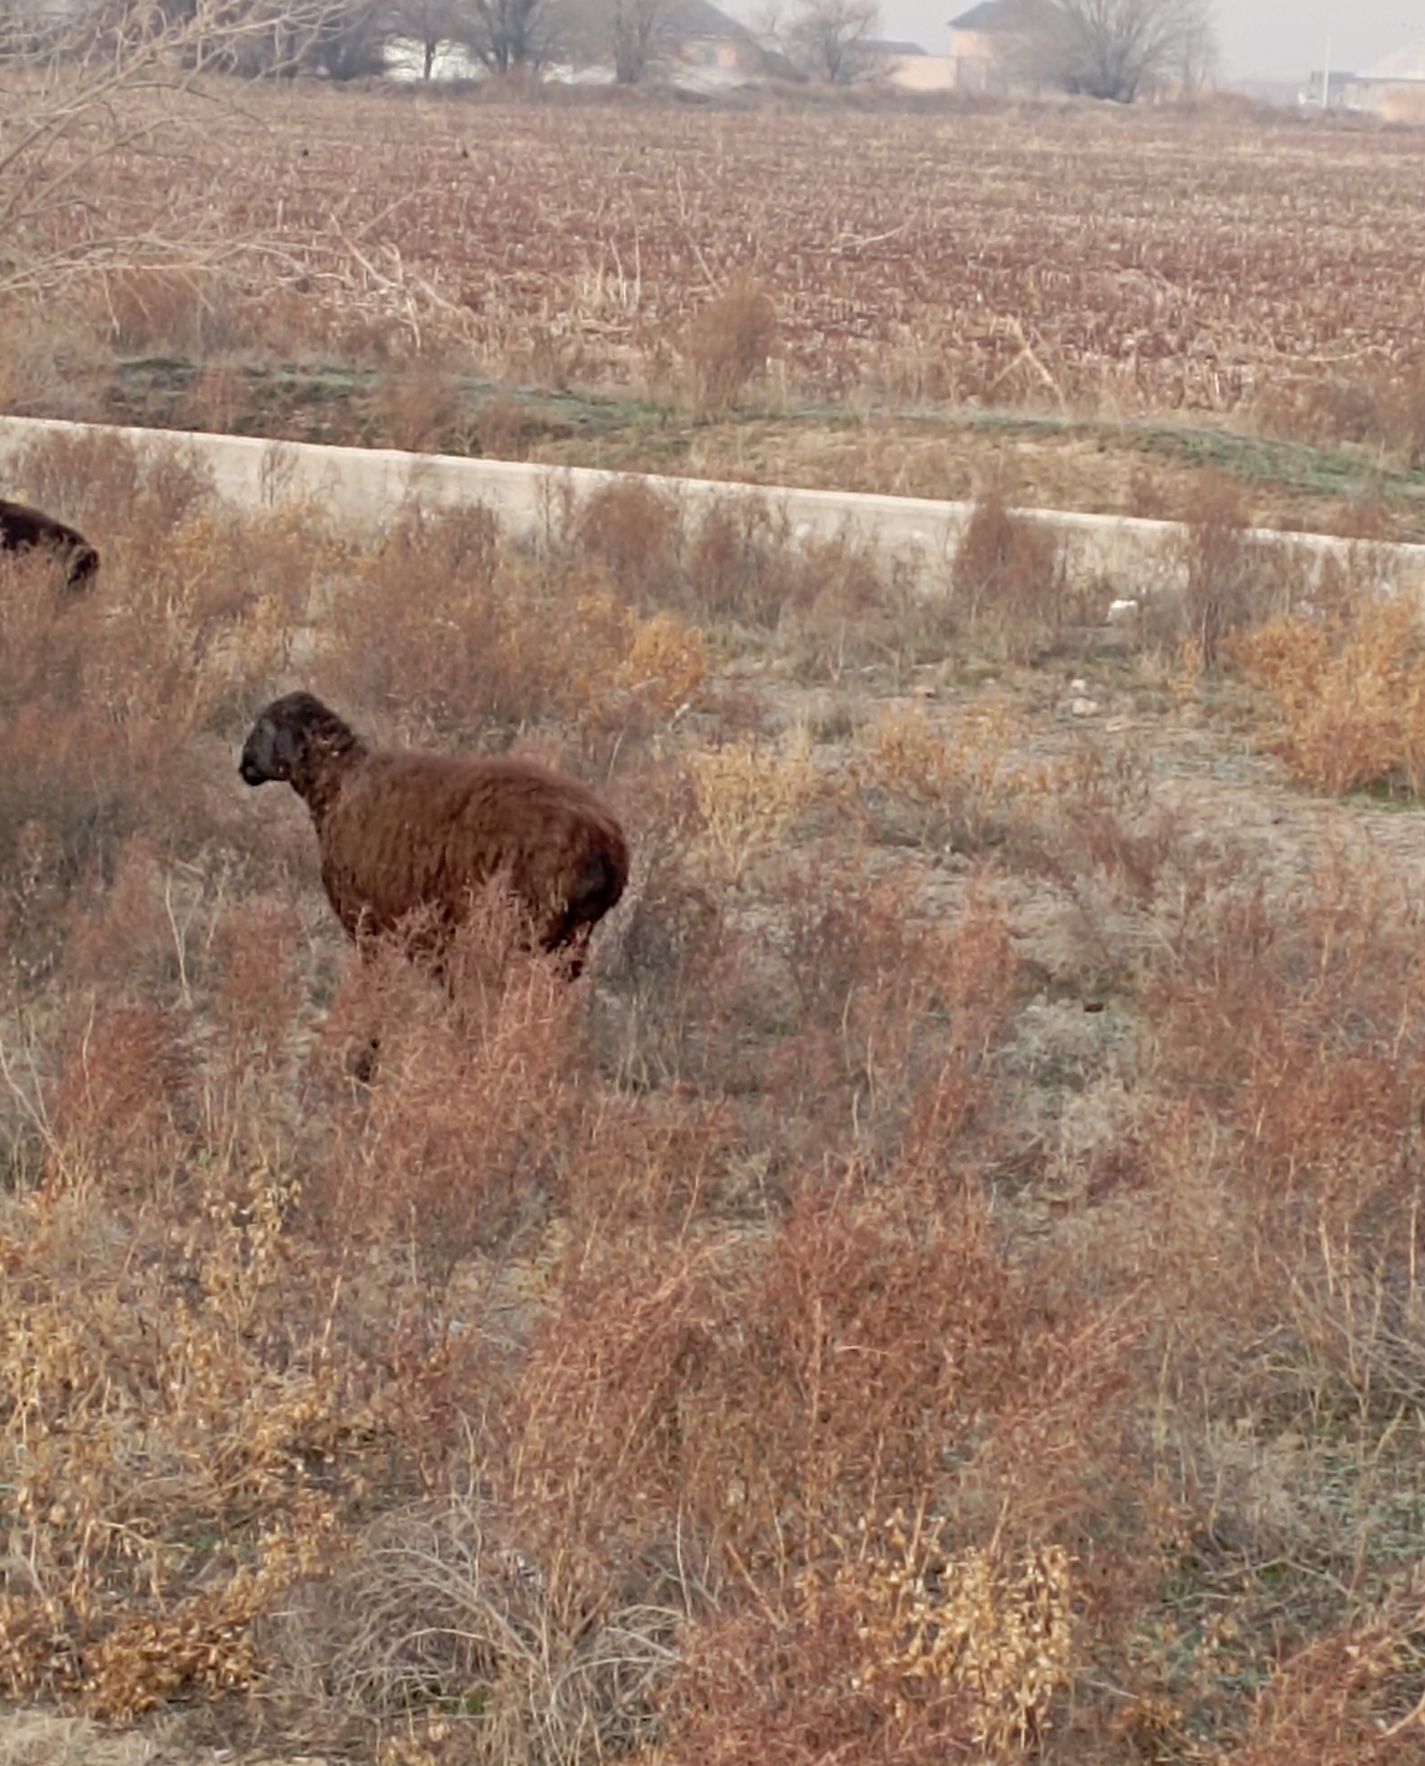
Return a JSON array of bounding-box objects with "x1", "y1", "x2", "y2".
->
[
  {"x1": 349, "y1": 1037, "x2": 381, "y2": 1085},
  {"x1": 547, "y1": 917, "x2": 595, "y2": 982},
  {"x1": 345, "y1": 930, "x2": 383, "y2": 1084}
]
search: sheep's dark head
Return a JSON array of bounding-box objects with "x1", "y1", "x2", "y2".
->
[{"x1": 240, "y1": 692, "x2": 362, "y2": 792}]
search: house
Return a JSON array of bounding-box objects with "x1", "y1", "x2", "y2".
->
[
  {"x1": 1343, "y1": 42, "x2": 1425, "y2": 119},
  {"x1": 948, "y1": 0, "x2": 1022, "y2": 93},
  {"x1": 864, "y1": 37, "x2": 930, "y2": 62},
  {"x1": 1299, "y1": 68, "x2": 1356, "y2": 110},
  {"x1": 861, "y1": 38, "x2": 958, "y2": 91},
  {"x1": 670, "y1": 0, "x2": 784, "y2": 76}
]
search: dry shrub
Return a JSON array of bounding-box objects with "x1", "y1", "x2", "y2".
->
[
  {"x1": 576, "y1": 477, "x2": 684, "y2": 598},
  {"x1": 308, "y1": 905, "x2": 586, "y2": 1282},
  {"x1": 0, "y1": 431, "x2": 329, "y2": 988},
  {"x1": 0, "y1": 856, "x2": 407, "y2": 1718},
  {"x1": 83, "y1": 505, "x2": 309, "y2": 736},
  {"x1": 374, "y1": 357, "x2": 471, "y2": 454},
  {"x1": 765, "y1": 869, "x2": 1023, "y2": 1165},
  {"x1": 591, "y1": 756, "x2": 731, "y2": 1079},
  {"x1": 0, "y1": 551, "x2": 89, "y2": 710},
  {"x1": 1143, "y1": 851, "x2": 1425, "y2": 1433},
  {"x1": 857, "y1": 699, "x2": 1029, "y2": 850},
  {"x1": 476, "y1": 394, "x2": 536, "y2": 459},
  {"x1": 1180, "y1": 855, "x2": 1425, "y2": 1218},
  {"x1": 820, "y1": 1524, "x2": 1073, "y2": 1755},
  {"x1": 566, "y1": 483, "x2": 899, "y2": 681},
  {"x1": 9, "y1": 432, "x2": 313, "y2": 740},
  {"x1": 276, "y1": 891, "x2": 1072, "y2": 1759},
  {"x1": 682, "y1": 495, "x2": 800, "y2": 627},
  {"x1": 643, "y1": 1173, "x2": 1137, "y2": 1763},
  {"x1": 0, "y1": 302, "x2": 114, "y2": 419},
  {"x1": 668, "y1": 1523, "x2": 1074, "y2": 1764},
  {"x1": 684, "y1": 502, "x2": 889, "y2": 660},
  {"x1": 682, "y1": 276, "x2": 777, "y2": 416},
  {"x1": 1222, "y1": 1577, "x2": 1425, "y2": 1766},
  {"x1": 205, "y1": 898, "x2": 306, "y2": 1083},
  {"x1": 950, "y1": 486, "x2": 1076, "y2": 661},
  {"x1": 319, "y1": 501, "x2": 706, "y2": 756},
  {"x1": 0, "y1": 698, "x2": 140, "y2": 990},
  {"x1": 280, "y1": 1487, "x2": 689, "y2": 1762},
  {"x1": 1232, "y1": 588, "x2": 1425, "y2": 794},
  {"x1": 45, "y1": 1000, "x2": 194, "y2": 1193},
  {"x1": 1004, "y1": 735, "x2": 1195, "y2": 989},
  {"x1": 1145, "y1": 476, "x2": 1296, "y2": 664},
  {"x1": 0, "y1": 1117, "x2": 384, "y2": 1720},
  {"x1": 10, "y1": 425, "x2": 215, "y2": 543},
  {"x1": 55, "y1": 836, "x2": 180, "y2": 1001}
]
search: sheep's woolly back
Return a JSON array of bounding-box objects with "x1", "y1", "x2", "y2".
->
[{"x1": 316, "y1": 749, "x2": 628, "y2": 955}]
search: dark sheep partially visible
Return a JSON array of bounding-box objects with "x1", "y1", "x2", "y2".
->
[
  {"x1": 239, "y1": 691, "x2": 630, "y2": 981},
  {"x1": 0, "y1": 497, "x2": 100, "y2": 591}
]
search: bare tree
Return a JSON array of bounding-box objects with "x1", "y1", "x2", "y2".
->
[
  {"x1": 457, "y1": 0, "x2": 551, "y2": 70},
  {"x1": 784, "y1": 0, "x2": 877, "y2": 84},
  {"x1": 384, "y1": 0, "x2": 466, "y2": 78},
  {"x1": 308, "y1": 0, "x2": 390, "y2": 79},
  {"x1": 1174, "y1": 4, "x2": 1216, "y2": 92},
  {"x1": 1007, "y1": 0, "x2": 1216, "y2": 103},
  {"x1": 609, "y1": 0, "x2": 672, "y2": 82},
  {"x1": 552, "y1": 0, "x2": 673, "y2": 82}
]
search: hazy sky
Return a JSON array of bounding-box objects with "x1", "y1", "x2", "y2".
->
[{"x1": 872, "y1": 2, "x2": 1424, "y2": 82}]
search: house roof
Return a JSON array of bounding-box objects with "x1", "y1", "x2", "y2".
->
[
  {"x1": 1358, "y1": 40, "x2": 1425, "y2": 82},
  {"x1": 949, "y1": 2, "x2": 1018, "y2": 30},
  {"x1": 865, "y1": 38, "x2": 927, "y2": 56},
  {"x1": 672, "y1": 0, "x2": 752, "y2": 41},
  {"x1": 667, "y1": 0, "x2": 799, "y2": 76}
]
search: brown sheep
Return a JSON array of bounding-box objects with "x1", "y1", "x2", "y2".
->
[
  {"x1": 0, "y1": 497, "x2": 99, "y2": 592},
  {"x1": 238, "y1": 692, "x2": 630, "y2": 982}
]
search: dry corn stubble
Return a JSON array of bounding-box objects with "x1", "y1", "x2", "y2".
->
[{"x1": 18, "y1": 89, "x2": 1425, "y2": 423}]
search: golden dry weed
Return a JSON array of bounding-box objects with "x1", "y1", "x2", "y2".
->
[
  {"x1": 1233, "y1": 592, "x2": 1425, "y2": 794},
  {"x1": 823, "y1": 1511, "x2": 1074, "y2": 1753},
  {"x1": 858, "y1": 699, "x2": 1030, "y2": 849},
  {"x1": 689, "y1": 729, "x2": 818, "y2": 886}
]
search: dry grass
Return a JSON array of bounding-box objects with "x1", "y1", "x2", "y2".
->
[{"x1": 4, "y1": 427, "x2": 1425, "y2": 1764}]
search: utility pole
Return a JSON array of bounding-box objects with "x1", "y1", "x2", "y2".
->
[{"x1": 1321, "y1": 31, "x2": 1331, "y2": 108}]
